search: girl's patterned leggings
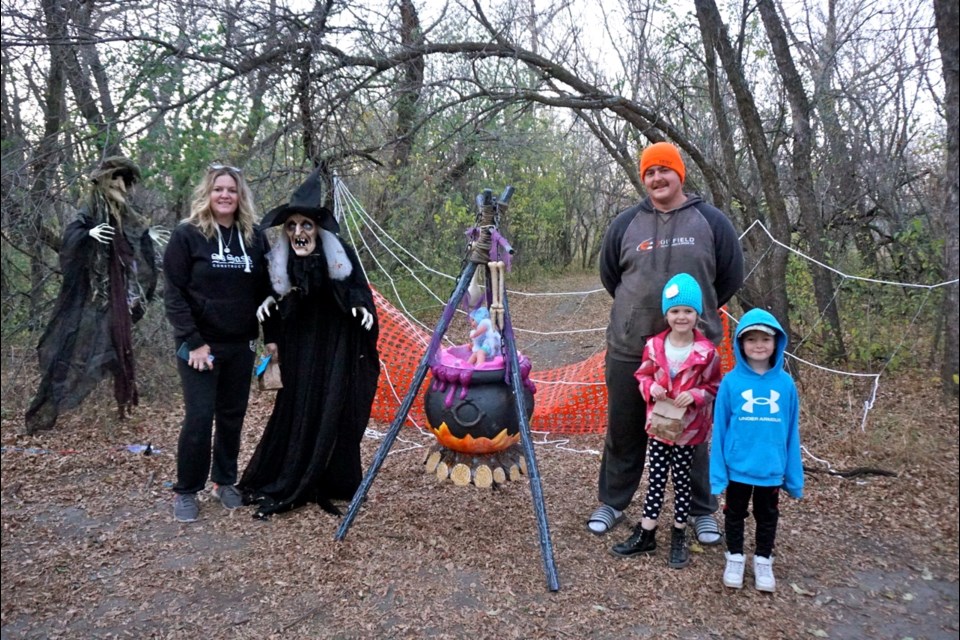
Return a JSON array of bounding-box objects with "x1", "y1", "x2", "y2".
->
[{"x1": 642, "y1": 439, "x2": 695, "y2": 527}]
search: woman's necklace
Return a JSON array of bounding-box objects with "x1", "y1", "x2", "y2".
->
[{"x1": 222, "y1": 225, "x2": 235, "y2": 253}]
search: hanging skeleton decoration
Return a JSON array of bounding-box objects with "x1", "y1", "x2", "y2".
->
[
  {"x1": 24, "y1": 156, "x2": 169, "y2": 433},
  {"x1": 488, "y1": 259, "x2": 506, "y2": 329}
]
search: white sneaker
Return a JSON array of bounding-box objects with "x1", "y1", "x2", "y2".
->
[
  {"x1": 754, "y1": 555, "x2": 776, "y2": 592},
  {"x1": 723, "y1": 552, "x2": 745, "y2": 589}
]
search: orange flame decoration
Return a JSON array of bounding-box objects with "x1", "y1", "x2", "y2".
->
[{"x1": 430, "y1": 422, "x2": 520, "y2": 454}]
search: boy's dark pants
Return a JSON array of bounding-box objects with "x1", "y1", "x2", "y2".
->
[{"x1": 723, "y1": 480, "x2": 780, "y2": 558}]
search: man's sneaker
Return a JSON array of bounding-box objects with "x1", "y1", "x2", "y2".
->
[
  {"x1": 723, "y1": 552, "x2": 746, "y2": 588},
  {"x1": 212, "y1": 484, "x2": 243, "y2": 510},
  {"x1": 754, "y1": 555, "x2": 776, "y2": 592},
  {"x1": 174, "y1": 493, "x2": 199, "y2": 523}
]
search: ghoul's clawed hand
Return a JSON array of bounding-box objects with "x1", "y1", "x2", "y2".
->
[{"x1": 89, "y1": 223, "x2": 116, "y2": 245}]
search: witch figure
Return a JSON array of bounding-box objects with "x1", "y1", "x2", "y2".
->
[
  {"x1": 25, "y1": 156, "x2": 164, "y2": 433},
  {"x1": 239, "y1": 168, "x2": 380, "y2": 518}
]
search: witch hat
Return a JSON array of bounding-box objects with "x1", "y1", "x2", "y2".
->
[{"x1": 260, "y1": 167, "x2": 339, "y2": 233}]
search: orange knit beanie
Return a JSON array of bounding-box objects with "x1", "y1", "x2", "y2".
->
[{"x1": 639, "y1": 142, "x2": 686, "y2": 183}]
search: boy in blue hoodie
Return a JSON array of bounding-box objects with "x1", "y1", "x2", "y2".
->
[{"x1": 710, "y1": 309, "x2": 803, "y2": 592}]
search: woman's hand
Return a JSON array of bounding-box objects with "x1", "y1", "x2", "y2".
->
[{"x1": 189, "y1": 344, "x2": 214, "y2": 371}]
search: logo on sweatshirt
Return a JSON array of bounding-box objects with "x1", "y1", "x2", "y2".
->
[
  {"x1": 210, "y1": 252, "x2": 252, "y2": 270},
  {"x1": 635, "y1": 236, "x2": 697, "y2": 252},
  {"x1": 741, "y1": 389, "x2": 780, "y2": 414}
]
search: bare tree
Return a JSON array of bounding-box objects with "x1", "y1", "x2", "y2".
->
[
  {"x1": 1, "y1": 0, "x2": 949, "y2": 383},
  {"x1": 934, "y1": 0, "x2": 959, "y2": 397},
  {"x1": 693, "y1": 0, "x2": 792, "y2": 330},
  {"x1": 756, "y1": 0, "x2": 845, "y2": 360}
]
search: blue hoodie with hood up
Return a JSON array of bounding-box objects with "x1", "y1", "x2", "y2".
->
[{"x1": 710, "y1": 308, "x2": 803, "y2": 498}]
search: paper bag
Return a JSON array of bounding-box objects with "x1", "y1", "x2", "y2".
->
[
  {"x1": 647, "y1": 399, "x2": 686, "y2": 442},
  {"x1": 258, "y1": 360, "x2": 283, "y2": 391}
]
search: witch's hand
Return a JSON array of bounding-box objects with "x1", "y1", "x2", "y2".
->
[
  {"x1": 148, "y1": 226, "x2": 171, "y2": 247},
  {"x1": 256, "y1": 296, "x2": 277, "y2": 323},
  {"x1": 352, "y1": 307, "x2": 374, "y2": 331}
]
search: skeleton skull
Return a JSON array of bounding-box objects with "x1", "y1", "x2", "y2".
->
[{"x1": 284, "y1": 213, "x2": 318, "y2": 256}]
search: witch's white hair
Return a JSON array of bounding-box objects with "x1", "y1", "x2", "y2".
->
[{"x1": 266, "y1": 227, "x2": 352, "y2": 296}]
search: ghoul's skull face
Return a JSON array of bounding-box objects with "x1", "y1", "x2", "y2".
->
[
  {"x1": 105, "y1": 173, "x2": 128, "y2": 205},
  {"x1": 285, "y1": 213, "x2": 318, "y2": 256}
]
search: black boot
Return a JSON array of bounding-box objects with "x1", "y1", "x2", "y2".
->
[
  {"x1": 610, "y1": 525, "x2": 657, "y2": 557},
  {"x1": 668, "y1": 526, "x2": 689, "y2": 568}
]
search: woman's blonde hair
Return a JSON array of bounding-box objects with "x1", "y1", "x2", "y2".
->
[{"x1": 184, "y1": 166, "x2": 257, "y2": 242}]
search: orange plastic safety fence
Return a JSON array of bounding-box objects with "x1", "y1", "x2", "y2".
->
[{"x1": 370, "y1": 288, "x2": 735, "y2": 435}]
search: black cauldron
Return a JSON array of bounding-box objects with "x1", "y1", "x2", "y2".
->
[{"x1": 425, "y1": 346, "x2": 535, "y2": 454}]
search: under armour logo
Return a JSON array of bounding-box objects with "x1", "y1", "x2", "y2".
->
[{"x1": 741, "y1": 389, "x2": 780, "y2": 414}]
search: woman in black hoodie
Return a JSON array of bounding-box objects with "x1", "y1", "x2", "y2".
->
[{"x1": 163, "y1": 165, "x2": 276, "y2": 523}]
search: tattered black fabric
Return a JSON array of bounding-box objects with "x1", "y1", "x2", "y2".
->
[
  {"x1": 239, "y1": 243, "x2": 380, "y2": 517},
  {"x1": 25, "y1": 205, "x2": 157, "y2": 433}
]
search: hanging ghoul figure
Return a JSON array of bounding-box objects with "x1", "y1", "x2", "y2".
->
[
  {"x1": 24, "y1": 156, "x2": 166, "y2": 433},
  {"x1": 239, "y1": 168, "x2": 380, "y2": 518}
]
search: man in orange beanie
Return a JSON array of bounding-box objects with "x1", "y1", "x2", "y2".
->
[
  {"x1": 587, "y1": 141, "x2": 744, "y2": 553},
  {"x1": 639, "y1": 141, "x2": 687, "y2": 210}
]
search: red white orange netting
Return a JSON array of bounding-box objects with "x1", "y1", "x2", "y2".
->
[{"x1": 369, "y1": 289, "x2": 734, "y2": 434}]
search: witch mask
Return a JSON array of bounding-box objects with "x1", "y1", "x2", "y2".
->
[{"x1": 285, "y1": 213, "x2": 318, "y2": 256}]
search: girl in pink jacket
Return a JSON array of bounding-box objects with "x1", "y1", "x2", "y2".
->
[{"x1": 610, "y1": 273, "x2": 721, "y2": 568}]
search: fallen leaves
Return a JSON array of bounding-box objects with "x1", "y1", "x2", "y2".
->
[{"x1": 1, "y1": 288, "x2": 958, "y2": 639}]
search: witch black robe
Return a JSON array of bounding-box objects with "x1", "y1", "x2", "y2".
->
[
  {"x1": 25, "y1": 204, "x2": 157, "y2": 433},
  {"x1": 239, "y1": 240, "x2": 380, "y2": 516}
]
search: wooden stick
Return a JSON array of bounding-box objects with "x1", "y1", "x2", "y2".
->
[
  {"x1": 450, "y1": 463, "x2": 472, "y2": 486},
  {"x1": 474, "y1": 464, "x2": 494, "y2": 488}
]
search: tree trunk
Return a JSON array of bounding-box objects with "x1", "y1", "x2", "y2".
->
[
  {"x1": 73, "y1": 1, "x2": 121, "y2": 156},
  {"x1": 390, "y1": 0, "x2": 423, "y2": 171},
  {"x1": 694, "y1": 0, "x2": 791, "y2": 329},
  {"x1": 29, "y1": 0, "x2": 70, "y2": 325},
  {"x1": 755, "y1": 0, "x2": 845, "y2": 361},
  {"x1": 297, "y1": 50, "x2": 320, "y2": 162},
  {"x1": 934, "y1": 0, "x2": 959, "y2": 398},
  {"x1": 374, "y1": 0, "x2": 424, "y2": 228}
]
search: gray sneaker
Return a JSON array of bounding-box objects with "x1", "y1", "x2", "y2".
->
[
  {"x1": 212, "y1": 484, "x2": 243, "y2": 510},
  {"x1": 174, "y1": 493, "x2": 199, "y2": 523}
]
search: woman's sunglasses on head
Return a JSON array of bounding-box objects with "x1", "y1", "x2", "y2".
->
[{"x1": 209, "y1": 163, "x2": 242, "y2": 174}]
